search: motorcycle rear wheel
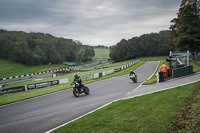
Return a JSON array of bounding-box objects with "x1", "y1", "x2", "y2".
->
[{"x1": 84, "y1": 87, "x2": 90, "y2": 95}]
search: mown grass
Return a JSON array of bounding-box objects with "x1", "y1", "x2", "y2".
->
[
  {"x1": 0, "y1": 60, "x2": 145, "y2": 106},
  {"x1": 93, "y1": 49, "x2": 110, "y2": 59},
  {"x1": 53, "y1": 81, "x2": 200, "y2": 133},
  {"x1": 190, "y1": 60, "x2": 200, "y2": 72},
  {"x1": 0, "y1": 83, "x2": 70, "y2": 106},
  {"x1": 0, "y1": 58, "x2": 67, "y2": 79}
]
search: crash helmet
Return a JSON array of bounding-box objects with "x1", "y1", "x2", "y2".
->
[
  {"x1": 130, "y1": 70, "x2": 133, "y2": 72},
  {"x1": 74, "y1": 73, "x2": 78, "y2": 79}
]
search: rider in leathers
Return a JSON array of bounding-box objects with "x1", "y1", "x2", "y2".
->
[
  {"x1": 73, "y1": 74, "x2": 83, "y2": 90},
  {"x1": 130, "y1": 70, "x2": 137, "y2": 78}
]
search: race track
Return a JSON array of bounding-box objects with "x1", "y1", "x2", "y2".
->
[{"x1": 0, "y1": 61, "x2": 159, "y2": 133}]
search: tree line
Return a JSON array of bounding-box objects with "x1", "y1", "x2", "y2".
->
[
  {"x1": 109, "y1": 30, "x2": 173, "y2": 62},
  {"x1": 0, "y1": 29, "x2": 95, "y2": 65},
  {"x1": 169, "y1": 0, "x2": 200, "y2": 58}
]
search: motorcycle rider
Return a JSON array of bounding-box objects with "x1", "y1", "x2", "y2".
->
[
  {"x1": 72, "y1": 73, "x2": 83, "y2": 90},
  {"x1": 130, "y1": 70, "x2": 137, "y2": 78}
]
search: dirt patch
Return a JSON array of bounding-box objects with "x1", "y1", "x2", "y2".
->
[{"x1": 170, "y1": 83, "x2": 200, "y2": 133}]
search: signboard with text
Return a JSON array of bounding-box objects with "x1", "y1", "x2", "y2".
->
[{"x1": 27, "y1": 80, "x2": 59, "y2": 90}]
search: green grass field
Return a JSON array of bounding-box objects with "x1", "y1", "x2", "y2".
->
[
  {"x1": 191, "y1": 60, "x2": 200, "y2": 72},
  {"x1": 0, "y1": 59, "x2": 67, "y2": 79},
  {"x1": 93, "y1": 49, "x2": 110, "y2": 59},
  {"x1": 53, "y1": 81, "x2": 200, "y2": 133}
]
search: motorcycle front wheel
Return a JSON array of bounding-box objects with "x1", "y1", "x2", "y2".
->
[
  {"x1": 73, "y1": 88, "x2": 79, "y2": 97},
  {"x1": 84, "y1": 87, "x2": 90, "y2": 95}
]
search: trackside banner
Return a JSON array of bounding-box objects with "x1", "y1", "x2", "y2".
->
[
  {"x1": 27, "y1": 80, "x2": 59, "y2": 90},
  {"x1": 0, "y1": 78, "x2": 68, "y2": 96},
  {"x1": 0, "y1": 86, "x2": 25, "y2": 95}
]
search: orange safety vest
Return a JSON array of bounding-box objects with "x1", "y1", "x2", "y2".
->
[{"x1": 159, "y1": 64, "x2": 167, "y2": 72}]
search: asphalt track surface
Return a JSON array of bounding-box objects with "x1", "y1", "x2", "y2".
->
[{"x1": 0, "y1": 61, "x2": 159, "y2": 133}]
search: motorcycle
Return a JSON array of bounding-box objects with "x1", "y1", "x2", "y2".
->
[
  {"x1": 71, "y1": 81, "x2": 90, "y2": 97},
  {"x1": 130, "y1": 74, "x2": 137, "y2": 83}
]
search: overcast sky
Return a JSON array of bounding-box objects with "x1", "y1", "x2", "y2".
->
[{"x1": 0, "y1": 0, "x2": 181, "y2": 46}]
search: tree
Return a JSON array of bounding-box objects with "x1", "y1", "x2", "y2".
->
[
  {"x1": 170, "y1": 0, "x2": 200, "y2": 58},
  {"x1": 109, "y1": 31, "x2": 171, "y2": 62},
  {"x1": 76, "y1": 49, "x2": 86, "y2": 63},
  {"x1": 109, "y1": 39, "x2": 128, "y2": 62},
  {"x1": 33, "y1": 46, "x2": 46, "y2": 65}
]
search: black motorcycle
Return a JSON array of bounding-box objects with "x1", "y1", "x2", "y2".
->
[{"x1": 71, "y1": 81, "x2": 90, "y2": 97}]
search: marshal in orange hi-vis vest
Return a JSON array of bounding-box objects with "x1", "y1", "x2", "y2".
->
[{"x1": 159, "y1": 63, "x2": 167, "y2": 78}]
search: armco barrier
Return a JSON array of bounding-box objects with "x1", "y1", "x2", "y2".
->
[
  {"x1": 105, "y1": 70, "x2": 114, "y2": 75},
  {"x1": 114, "y1": 68, "x2": 121, "y2": 72},
  {"x1": 102, "y1": 72, "x2": 106, "y2": 77},
  {"x1": 172, "y1": 65, "x2": 193, "y2": 78},
  {"x1": 94, "y1": 73, "x2": 99, "y2": 79}
]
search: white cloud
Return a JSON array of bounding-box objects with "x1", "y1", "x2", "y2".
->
[{"x1": 0, "y1": 0, "x2": 181, "y2": 46}]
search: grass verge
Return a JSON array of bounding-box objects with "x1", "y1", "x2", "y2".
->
[
  {"x1": 190, "y1": 60, "x2": 200, "y2": 72},
  {"x1": 53, "y1": 81, "x2": 200, "y2": 133}
]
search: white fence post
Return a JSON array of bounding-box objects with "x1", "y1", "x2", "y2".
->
[{"x1": 157, "y1": 72, "x2": 159, "y2": 83}]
